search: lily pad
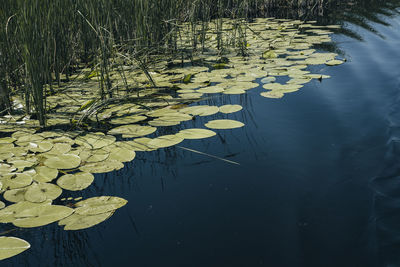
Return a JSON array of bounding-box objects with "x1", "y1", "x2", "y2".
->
[
  {"x1": 57, "y1": 172, "x2": 94, "y2": 191},
  {"x1": 176, "y1": 128, "x2": 216, "y2": 139},
  {"x1": 219, "y1": 104, "x2": 243, "y2": 114},
  {"x1": 205, "y1": 119, "x2": 245, "y2": 130},
  {"x1": 180, "y1": 105, "x2": 219, "y2": 117},
  {"x1": 326, "y1": 59, "x2": 344, "y2": 66},
  {"x1": 13, "y1": 204, "x2": 74, "y2": 228},
  {"x1": 0, "y1": 236, "x2": 30, "y2": 260},
  {"x1": 108, "y1": 125, "x2": 156, "y2": 138},
  {"x1": 1, "y1": 173, "x2": 33, "y2": 190},
  {"x1": 59, "y1": 211, "x2": 114, "y2": 230},
  {"x1": 24, "y1": 183, "x2": 62, "y2": 203},
  {"x1": 260, "y1": 91, "x2": 285, "y2": 98},
  {"x1": 79, "y1": 160, "x2": 124, "y2": 173},
  {"x1": 3, "y1": 188, "x2": 28, "y2": 203},
  {"x1": 74, "y1": 196, "x2": 128, "y2": 216},
  {"x1": 32, "y1": 166, "x2": 59, "y2": 183},
  {"x1": 75, "y1": 133, "x2": 116, "y2": 149},
  {"x1": 148, "y1": 135, "x2": 184, "y2": 148},
  {"x1": 44, "y1": 154, "x2": 81, "y2": 170}
]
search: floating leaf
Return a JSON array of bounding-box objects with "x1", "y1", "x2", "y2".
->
[
  {"x1": 180, "y1": 105, "x2": 219, "y2": 116},
  {"x1": 44, "y1": 154, "x2": 81, "y2": 170},
  {"x1": 75, "y1": 133, "x2": 116, "y2": 149},
  {"x1": 79, "y1": 149, "x2": 109, "y2": 163},
  {"x1": 260, "y1": 76, "x2": 276, "y2": 84},
  {"x1": 57, "y1": 172, "x2": 94, "y2": 191},
  {"x1": 197, "y1": 86, "x2": 224, "y2": 94},
  {"x1": 79, "y1": 160, "x2": 124, "y2": 174},
  {"x1": 3, "y1": 188, "x2": 27, "y2": 203},
  {"x1": 103, "y1": 145, "x2": 136, "y2": 163},
  {"x1": 32, "y1": 166, "x2": 58, "y2": 183},
  {"x1": 27, "y1": 141, "x2": 53, "y2": 153},
  {"x1": 0, "y1": 201, "x2": 52, "y2": 223},
  {"x1": 205, "y1": 119, "x2": 244, "y2": 130},
  {"x1": 0, "y1": 236, "x2": 30, "y2": 260},
  {"x1": 176, "y1": 129, "x2": 216, "y2": 139},
  {"x1": 148, "y1": 135, "x2": 184, "y2": 148},
  {"x1": 108, "y1": 125, "x2": 156, "y2": 138},
  {"x1": 74, "y1": 196, "x2": 128, "y2": 216},
  {"x1": 219, "y1": 104, "x2": 243, "y2": 114},
  {"x1": 1, "y1": 173, "x2": 33, "y2": 190},
  {"x1": 59, "y1": 211, "x2": 114, "y2": 230},
  {"x1": 13, "y1": 204, "x2": 74, "y2": 228},
  {"x1": 326, "y1": 59, "x2": 344, "y2": 66},
  {"x1": 24, "y1": 183, "x2": 62, "y2": 203},
  {"x1": 260, "y1": 91, "x2": 285, "y2": 98}
]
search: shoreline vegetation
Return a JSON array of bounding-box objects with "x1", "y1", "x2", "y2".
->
[
  {"x1": 0, "y1": 0, "x2": 398, "y2": 128},
  {"x1": 0, "y1": 0, "x2": 348, "y2": 127}
]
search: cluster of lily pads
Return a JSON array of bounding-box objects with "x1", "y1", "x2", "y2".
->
[{"x1": 0, "y1": 17, "x2": 344, "y2": 260}]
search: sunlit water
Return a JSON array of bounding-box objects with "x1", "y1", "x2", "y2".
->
[{"x1": 3, "y1": 5, "x2": 400, "y2": 267}]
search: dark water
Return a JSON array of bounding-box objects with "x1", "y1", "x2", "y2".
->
[{"x1": 3, "y1": 3, "x2": 400, "y2": 267}]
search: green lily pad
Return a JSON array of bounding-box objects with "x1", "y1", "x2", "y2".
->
[
  {"x1": 260, "y1": 91, "x2": 285, "y2": 98},
  {"x1": 44, "y1": 154, "x2": 81, "y2": 170},
  {"x1": 79, "y1": 149, "x2": 110, "y2": 163},
  {"x1": 205, "y1": 119, "x2": 245, "y2": 130},
  {"x1": 27, "y1": 141, "x2": 53, "y2": 153},
  {"x1": 57, "y1": 172, "x2": 94, "y2": 191},
  {"x1": 75, "y1": 133, "x2": 116, "y2": 149},
  {"x1": 103, "y1": 145, "x2": 136, "y2": 162},
  {"x1": 59, "y1": 211, "x2": 114, "y2": 230},
  {"x1": 79, "y1": 160, "x2": 124, "y2": 174},
  {"x1": 326, "y1": 59, "x2": 344, "y2": 66},
  {"x1": 0, "y1": 236, "x2": 30, "y2": 260},
  {"x1": 24, "y1": 183, "x2": 62, "y2": 203},
  {"x1": 13, "y1": 204, "x2": 74, "y2": 228},
  {"x1": 129, "y1": 138, "x2": 156, "y2": 152},
  {"x1": 0, "y1": 200, "x2": 52, "y2": 223},
  {"x1": 32, "y1": 166, "x2": 59, "y2": 183},
  {"x1": 42, "y1": 143, "x2": 72, "y2": 157},
  {"x1": 176, "y1": 128, "x2": 216, "y2": 139},
  {"x1": 109, "y1": 115, "x2": 147, "y2": 125},
  {"x1": 1, "y1": 173, "x2": 33, "y2": 190},
  {"x1": 219, "y1": 104, "x2": 243, "y2": 114},
  {"x1": 197, "y1": 86, "x2": 224, "y2": 94},
  {"x1": 180, "y1": 105, "x2": 219, "y2": 116},
  {"x1": 74, "y1": 196, "x2": 128, "y2": 215},
  {"x1": 260, "y1": 76, "x2": 276, "y2": 84},
  {"x1": 108, "y1": 125, "x2": 156, "y2": 138},
  {"x1": 3, "y1": 188, "x2": 28, "y2": 203},
  {"x1": 223, "y1": 88, "x2": 246, "y2": 95},
  {"x1": 148, "y1": 135, "x2": 184, "y2": 148}
]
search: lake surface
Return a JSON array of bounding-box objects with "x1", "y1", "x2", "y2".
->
[{"x1": 3, "y1": 3, "x2": 400, "y2": 267}]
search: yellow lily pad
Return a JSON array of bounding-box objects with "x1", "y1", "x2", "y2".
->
[
  {"x1": 74, "y1": 196, "x2": 128, "y2": 216},
  {"x1": 0, "y1": 236, "x2": 30, "y2": 260},
  {"x1": 24, "y1": 183, "x2": 62, "y2": 203},
  {"x1": 44, "y1": 154, "x2": 81, "y2": 170},
  {"x1": 176, "y1": 128, "x2": 216, "y2": 139},
  {"x1": 219, "y1": 104, "x2": 243, "y2": 114},
  {"x1": 59, "y1": 211, "x2": 114, "y2": 230},
  {"x1": 205, "y1": 119, "x2": 244, "y2": 130},
  {"x1": 57, "y1": 172, "x2": 94, "y2": 191}
]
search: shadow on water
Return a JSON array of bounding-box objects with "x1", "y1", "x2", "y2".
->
[{"x1": 3, "y1": 1, "x2": 400, "y2": 267}]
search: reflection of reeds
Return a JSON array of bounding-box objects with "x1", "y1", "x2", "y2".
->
[{"x1": 0, "y1": 0, "x2": 399, "y2": 126}]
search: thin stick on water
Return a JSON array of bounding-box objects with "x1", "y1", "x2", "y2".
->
[{"x1": 177, "y1": 146, "x2": 240, "y2": 165}]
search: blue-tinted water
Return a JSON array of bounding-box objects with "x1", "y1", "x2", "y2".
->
[{"x1": 3, "y1": 5, "x2": 400, "y2": 267}]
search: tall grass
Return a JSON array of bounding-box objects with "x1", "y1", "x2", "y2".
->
[{"x1": 0, "y1": 0, "x2": 348, "y2": 126}]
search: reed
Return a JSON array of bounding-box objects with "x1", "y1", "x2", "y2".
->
[{"x1": 1, "y1": 0, "x2": 373, "y2": 126}]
